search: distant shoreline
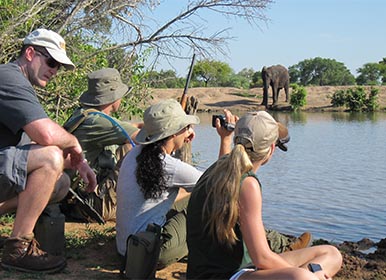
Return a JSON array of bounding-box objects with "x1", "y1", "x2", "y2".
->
[{"x1": 149, "y1": 86, "x2": 386, "y2": 112}]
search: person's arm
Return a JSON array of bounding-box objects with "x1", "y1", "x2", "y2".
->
[
  {"x1": 239, "y1": 177, "x2": 292, "y2": 270},
  {"x1": 131, "y1": 122, "x2": 144, "y2": 129},
  {"x1": 215, "y1": 109, "x2": 238, "y2": 158},
  {"x1": 24, "y1": 118, "x2": 97, "y2": 191},
  {"x1": 24, "y1": 118, "x2": 81, "y2": 155},
  {"x1": 167, "y1": 156, "x2": 203, "y2": 192}
]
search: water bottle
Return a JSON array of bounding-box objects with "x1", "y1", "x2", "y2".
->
[{"x1": 34, "y1": 203, "x2": 65, "y2": 256}]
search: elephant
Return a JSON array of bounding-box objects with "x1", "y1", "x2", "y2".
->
[{"x1": 261, "y1": 64, "x2": 290, "y2": 107}]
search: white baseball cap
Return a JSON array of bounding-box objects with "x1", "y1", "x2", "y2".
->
[{"x1": 23, "y1": 28, "x2": 75, "y2": 70}]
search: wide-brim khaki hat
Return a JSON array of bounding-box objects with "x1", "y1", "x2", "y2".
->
[
  {"x1": 136, "y1": 99, "x2": 200, "y2": 144},
  {"x1": 79, "y1": 68, "x2": 131, "y2": 106},
  {"x1": 234, "y1": 111, "x2": 289, "y2": 153},
  {"x1": 23, "y1": 28, "x2": 75, "y2": 71}
]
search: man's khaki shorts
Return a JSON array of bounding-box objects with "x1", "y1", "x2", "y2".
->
[{"x1": 0, "y1": 145, "x2": 30, "y2": 202}]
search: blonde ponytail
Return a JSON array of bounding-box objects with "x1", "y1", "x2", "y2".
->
[{"x1": 202, "y1": 144, "x2": 253, "y2": 246}]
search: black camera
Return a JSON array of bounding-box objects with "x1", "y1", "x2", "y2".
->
[{"x1": 212, "y1": 115, "x2": 235, "y2": 131}]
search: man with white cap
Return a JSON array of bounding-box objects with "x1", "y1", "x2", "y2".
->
[{"x1": 0, "y1": 28, "x2": 96, "y2": 273}]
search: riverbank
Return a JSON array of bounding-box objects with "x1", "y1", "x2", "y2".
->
[
  {"x1": 1, "y1": 220, "x2": 385, "y2": 279},
  {"x1": 149, "y1": 85, "x2": 386, "y2": 112}
]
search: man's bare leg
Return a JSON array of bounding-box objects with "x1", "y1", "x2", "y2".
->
[{"x1": 11, "y1": 145, "x2": 65, "y2": 237}]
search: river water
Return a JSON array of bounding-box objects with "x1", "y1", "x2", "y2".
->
[{"x1": 191, "y1": 111, "x2": 386, "y2": 243}]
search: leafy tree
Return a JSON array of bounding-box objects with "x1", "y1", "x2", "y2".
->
[
  {"x1": 378, "y1": 58, "x2": 386, "y2": 84},
  {"x1": 0, "y1": 0, "x2": 273, "y2": 122},
  {"x1": 145, "y1": 70, "x2": 184, "y2": 88},
  {"x1": 232, "y1": 68, "x2": 255, "y2": 89},
  {"x1": 288, "y1": 57, "x2": 355, "y2": 86},
  {"x1": 288, "y1": 67, "x2": 300, "y2": 84},
  {"x1": 251, "y1": 70, "x2": 263, "y2": 88},
  {"x1": 192, "y1": 60, "x2": 233, "y2": 87},
  {"x1": 356, "y1": 63, "x2": 381, "y2": 85}
]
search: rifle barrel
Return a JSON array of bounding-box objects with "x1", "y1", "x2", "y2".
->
[{"x1": 181, "y1": 53, "x2": 196, "y2": 110}]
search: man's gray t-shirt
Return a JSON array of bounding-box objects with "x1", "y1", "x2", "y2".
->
[
  {"x1": 0, "y1": 63, "x2": 47, "y2": 148},
  {"x1": 115, "y1": 145, "x2": 203, "y2": 256}
]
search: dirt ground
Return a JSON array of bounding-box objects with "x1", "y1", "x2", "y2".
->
[
  {"x1": 1, "y1": 86, "x2": 386, "y2": 279},
  {"x1": 148, "y1": 85, "x2": 386, "y2": 112}
]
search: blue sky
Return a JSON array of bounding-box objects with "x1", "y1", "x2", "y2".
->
[{"x1": 152, "y1": 0, "x2": 386, "y2": 77}]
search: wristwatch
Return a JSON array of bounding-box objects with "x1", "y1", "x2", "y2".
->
[{"x1": 308, "y1": 263, "x2": 322, "y2": 273}]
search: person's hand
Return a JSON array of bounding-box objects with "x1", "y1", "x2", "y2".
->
[
  {"x1": 76, "y1": 160, "x2": 97, "y2": 192},
  {"x1": 185, "y1": 126, "x2": 196, "y2": 143},
  {"x1": 216, "y1": 109, "x2": 239, "y2": 157},
  {"x1": 215, "y1": 109, "x2": 238, "y2": 138},
  {"x1": 63, "y1": 144, "x2": 84, "y2": 168}
]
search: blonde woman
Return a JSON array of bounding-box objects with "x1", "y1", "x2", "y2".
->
[{"x1": 187, "y1": 111, "x2": 342, "y2": 280}]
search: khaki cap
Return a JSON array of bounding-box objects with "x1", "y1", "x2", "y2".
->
[
  {"x1": 136, "y1": 99, "x2": 200, "y2": 144},
  {"x1": 234, "y1": 111, "x2": 289, "y2": 153}
]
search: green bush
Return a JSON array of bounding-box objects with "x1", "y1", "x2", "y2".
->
[
  {"x1": 329, "y1": 87, "x2": 379, "y2": 112},
  {"x1": 289, "y1": 84, "x2": 307, "y2": 111},
  {"x1": 330, "y1": 90, "x2": 346, "y2": 107},
  {"x1": 344, "y1": 87, "x2": 367, "y2": 112},
  {"x1": 365, "y1": 88, "x2": 379, "y2": 111}
]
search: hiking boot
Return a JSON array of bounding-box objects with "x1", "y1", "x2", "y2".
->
[
  {"x1": 285, "y1": 232, "x2": 313, "y2": 251},
  {"x1": 1, "y1": 234, "x2": 66, "y2": 273}
]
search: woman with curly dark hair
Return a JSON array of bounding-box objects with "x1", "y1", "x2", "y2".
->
[{"x1": 115, "y1": 99, "x2": 237, "y2": 268}]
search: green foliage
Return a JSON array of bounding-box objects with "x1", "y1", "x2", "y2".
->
[
  {"x1": 344, "y1": 87, "x2": 367, "y2": 112},
  {"x1": 0, "y1": 2, "x2": 156, "y2": 124},
  {"x1": 234, "y1": 68, "x2": 255, "y2": 89},
  {"x1": 329, "y1": 87, "x2": 379, "y2": 112},
  {"x1": 251, "y1": 71, "x2": 263, "y2": 88},
  {"x1": 145, "y1": 70, "x2": 185, "y2": 88},
  {"x1": 224, "y1": 74, "x2": 249, "y2": 89},
  {"x1": 192, "y1": 59, "x2": 233, "y2": 87},
  {"x1": 330, "y1": 90, "x2": 346, "y2": 107},
  {"x1": 118, "y1": 50, "x2": 153, "y2": 119},
  {"x1": 356, "y1": 63, "x2": 382, "y2": 85},
  {"x1": 142, "y1": 66, "x2": 257, "y2": 89},
  {"x1": 378, "y1": 58, "x2": 386, "y2": 84},
  {"x1": 0, "y1": 214, "x2": 14, "y2": 236},
  {"x1": 288, "y1": 57, "x2": 356, "y2": 86},
  {"x1": 365, "y1": 87, "x2": 379, "y2": 111},
  {"x1": 289, "y1": 84, "x2": 307, "y2": 111}
]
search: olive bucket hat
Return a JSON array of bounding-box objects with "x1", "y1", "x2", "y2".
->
[
  {"x1": 136, "y1": 99, "x2": 200, "y2": 145},
  {"x1": 79, "y1": 68, "x2": 131, "y2": 106}
]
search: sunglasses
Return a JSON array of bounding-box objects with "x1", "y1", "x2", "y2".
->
[{"x1": 34, "y1": 49, "x2": 61, "y2": 69}]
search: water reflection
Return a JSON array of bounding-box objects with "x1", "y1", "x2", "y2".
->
[{"x1": 192, "y1": 111, "x2": 386, "y2": 242}]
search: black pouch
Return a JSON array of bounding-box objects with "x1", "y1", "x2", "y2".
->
[{"x1": 122, "y1": 223, "x2": 162, "y2": 279}]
